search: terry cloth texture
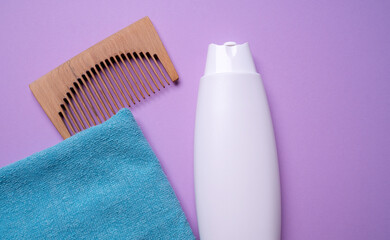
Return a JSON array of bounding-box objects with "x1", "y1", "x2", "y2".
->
[{"x1": 0, "y1": 109, "x2": 194, "y2": 240}]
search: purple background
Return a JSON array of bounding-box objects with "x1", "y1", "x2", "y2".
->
[{"x1": 1, "y1": 0, "x2": 389, "y2": 239}]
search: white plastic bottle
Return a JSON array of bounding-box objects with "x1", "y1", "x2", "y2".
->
[{"x1": 194, "y1": 42, "x2": 281, "y2": 240}]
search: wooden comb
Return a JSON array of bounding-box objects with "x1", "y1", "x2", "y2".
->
[{"x1": 30, "y1": 17, "x2": 178, "y2": 139}]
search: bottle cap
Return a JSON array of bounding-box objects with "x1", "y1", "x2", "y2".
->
[{"x1": 204, "y1": 42, "x2": 257, "y2": 75}]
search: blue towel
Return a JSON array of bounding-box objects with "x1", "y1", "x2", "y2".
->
[{"x1": 0, "y1": 109, "x2": 194, "y2": 239}]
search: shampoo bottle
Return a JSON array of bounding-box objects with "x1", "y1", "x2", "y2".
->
[{"x1": 194, "y1": 42, "x2": 281, "y2": 240}]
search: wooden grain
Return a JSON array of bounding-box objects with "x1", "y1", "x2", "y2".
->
[{"x1": 29, "y1": 17, "x2": 178, "y2": 139}]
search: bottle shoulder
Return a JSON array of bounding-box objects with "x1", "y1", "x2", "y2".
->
[{"x1": 201, "y1": 72, "x2": 260, "y2": 80}]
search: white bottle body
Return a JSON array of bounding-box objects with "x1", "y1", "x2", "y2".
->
[{"x1": 194, "y1": 72, "x2": 281, "y2": 239}]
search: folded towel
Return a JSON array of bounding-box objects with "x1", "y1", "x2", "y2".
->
[{"x1": 0, "y1": 109, "x2": 194, "y2": 239}]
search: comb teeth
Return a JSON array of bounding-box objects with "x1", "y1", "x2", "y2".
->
[{"x1": 58, "y1": 51, "x2": 173, "y2": 136}]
